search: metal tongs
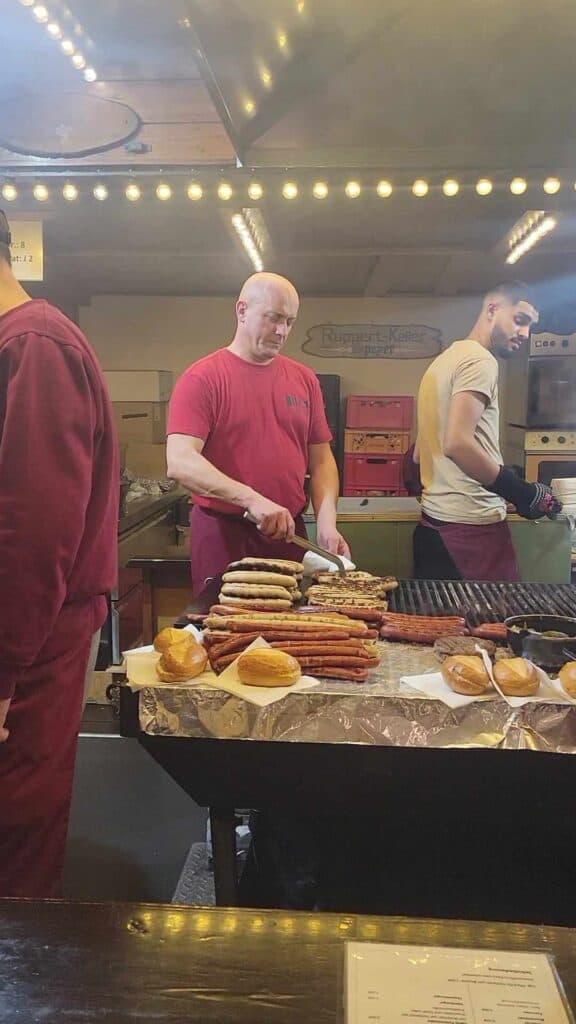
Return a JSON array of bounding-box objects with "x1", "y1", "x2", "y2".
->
[{"x1": 243, "y1": 511, "x2": 347, "y2": 576}]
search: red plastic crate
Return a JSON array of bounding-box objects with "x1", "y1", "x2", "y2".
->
[
  {"x1": 344, "y1": 429, "x2": 411, "y2": 455},
  {"x1": 343, "y1": 454, "x2": 402, "y2": 490},
  {"x1": 343, "y1": 487, "x2": 409, "y2": 497},
  {"x1": 346, "y1": 395, "x2": 414, "y2": 430}
]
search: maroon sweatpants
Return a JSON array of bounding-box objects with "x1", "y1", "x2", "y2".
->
[
  {"x1": 190, "y1": 506, "x2": 307, "y2": 596},
  {"x1": 0, "y1": 595, "x2": 103, "y2": 897}
]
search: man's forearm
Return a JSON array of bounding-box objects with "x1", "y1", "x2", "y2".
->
[
  {"x1": 444, "y1": 437, "x2": 500, "y2": 486},
  {"x1": 310, "y1": 457, "x2": 340, "y2": 524},
  {"x1": 169, "y1": 449, "x2": 256, "y2": 508}
]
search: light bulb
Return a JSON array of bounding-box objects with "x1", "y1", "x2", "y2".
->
[
  {"x1": 282, "y1": 181, "x2": 298, "y2": 199},
  {"x1": 62, "y1": 182, "x2": 78, "y2": 201},
  {"x1": 83, "y1": 67, "x2": 97, "y2": 82},
  {"x1": 217, "y1": 183, "x2": 233, "y2": 200},
  {"x1": 247, "y1": 182, "x2": 263, "y2": 200},
  {"x1": 312, "y1": 181, "x2": 328, "y2": 199},
  {"x1": 543, "y1": 177, "x2": 561, "y2": 195},
  {"x1": 510, "y1": 177, "x2": 527, "y2": 195},
  {"x1": 277, "y1": 31, "x2": 287, "y2": 49},
  {"x1": 260, "y1": 68, "x2": 272, "y2": 87},
  {"x1": 442, "y1": 178, "x2": 459, "y2": 197},
  {"x1": 32, "y1": 5, "x2": 49, "y2": 23},
  {"x1": 61, "y1": 38, "x2": 75, "y2": 55},
  {"x1": 476, "y1": 178, "x2": 493, "y2": 196},
  {"x1": 33, "y1": 183, "x2": 49, "y2": 201},
  {"x1": 187, "y1": 183, "x2": 203, "y2": 200},
  {"x1": 72, "y1": 53, "x2": 86, "y2": 69},
  {"x1": 243, "y1": 99, "x2": 255, "y2": 115},
  {"x1": 125, "y1": 183, "x2": 141, "y2": 202},
  {"x1": 376, "y1": 180, "x2": 392, "y2": 198},
  {"x1": 412, "y1": 179, "x2": 429, "y2": 197},
  {"x1": 156, "y1": 183, "x2": 172, "y2": 201},
  {"x1": 46, "y1": 21, "x2": 61, "y2": 38},
  {"x1": 93, "y1": 183, "x2": 108, "y2": 201},
  {"x1": 1, "y1": 183, "x2": 17, "y2": 202},
  {"x1": 345, "y1": 181, "x2": 361, "y2": 198}
]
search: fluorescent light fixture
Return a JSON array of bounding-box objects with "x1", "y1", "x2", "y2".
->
[
  {"x1": 231, "y1": 212, "x2": 264, "y2": 271},
  {"x1": 505, "y1": 210, "x2": 557, "y2": 264}
]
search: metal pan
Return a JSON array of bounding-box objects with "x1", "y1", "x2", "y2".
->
[{"x1": 505, "y1": 614, "x2": 576, "y2": 670}]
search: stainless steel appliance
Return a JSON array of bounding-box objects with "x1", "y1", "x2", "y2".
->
[
  {"x1": 504, "y1": 332, "x2": 576, "y2": 468},
  {"x1": 507, "y1": 332, "x2": 576, "y2": 430}
]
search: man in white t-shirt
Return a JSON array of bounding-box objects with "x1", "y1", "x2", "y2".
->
[{"x1": 414, "y1": 282, "x2": 562, "y2": 580}]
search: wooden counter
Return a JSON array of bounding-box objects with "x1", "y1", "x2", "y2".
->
[{"x1": 2, "y1": 901, "x2": 576, "y2": 1022}]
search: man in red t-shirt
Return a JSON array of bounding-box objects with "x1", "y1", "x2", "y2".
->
[
  {"x1": 0, "y1": 209, "x2": 119, "y2": 896},
  {"x1": 167, "y1": 271, "x2": 349, "y2": 593}
]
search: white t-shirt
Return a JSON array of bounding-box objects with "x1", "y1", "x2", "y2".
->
[{"x1": 417, "y1": 339, "x2": 506, "y2": 524}]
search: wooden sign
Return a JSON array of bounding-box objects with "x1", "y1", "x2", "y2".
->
[
  {"x1": 302, "y1": 323, "x2": 442, "y2": 359},
  {"x1": 10, "y1": 221, "x2": 43, "y2": 282}
]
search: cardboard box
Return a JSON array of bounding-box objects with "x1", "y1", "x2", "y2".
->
[
  {"x1": 125, "y1": 442, "x2": 168, "y2": 480},
  {"x1": 105, "y1": 370, "x2": 173, "y2": 402},
  {"x1": 113, "y1": 402, "x2": 168, "y2": 444}
]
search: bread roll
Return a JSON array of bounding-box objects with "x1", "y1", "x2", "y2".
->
[
  {"x1": 441, "y1": 655, "x2": 491, "y2": 696},
  {"x1": 493, "y1": 657, "x2": 539, "y2": 696},
  {"x1": 558, "y1": 661, "x2": 576, "y2": 697},
  {"x1": 154, "y1": 627, "x2": 186, "y2": 653},
  {"x1": 157, "y1": 638, "x2": 207, "y2": 682},
  {"x1": 237, "y1": 648, "x2": 301, "y2": 687}
]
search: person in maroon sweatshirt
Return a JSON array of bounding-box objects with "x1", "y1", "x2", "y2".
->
[{"x1": 0, "y1": 210, "x2": 119, "y2": 897}]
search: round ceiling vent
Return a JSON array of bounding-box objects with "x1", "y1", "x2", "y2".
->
[{"x1": 0, "y1": 93, "x2": 141, "y2": 158}]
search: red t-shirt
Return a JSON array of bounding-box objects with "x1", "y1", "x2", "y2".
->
[
  {"x1": 0, "y1": 299, "x2": 119, "y2": 695},
  {"x1": 168, "y1": 348, "x2": 332, "y2": 516}
]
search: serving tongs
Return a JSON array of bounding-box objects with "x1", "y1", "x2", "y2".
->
[{"x1": 243, "y1": 511, "x2": 347, "y2": 576}]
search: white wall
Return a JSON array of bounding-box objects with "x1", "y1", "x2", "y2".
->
[{"x1": 80, "y1": 293, "x2": 488, "y2": 405}]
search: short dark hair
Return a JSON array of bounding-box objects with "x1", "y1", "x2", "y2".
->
[
  {"x1": 0, "y1": 209, "x2": 11, "y2": 266},
  {"x1": 486, "y1": 280, "x2": 538, "y2": 309}
]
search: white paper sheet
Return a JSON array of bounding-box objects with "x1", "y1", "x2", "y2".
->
[
  {"x1": 402, "y1": 653, "x2": 575, "y2": 709},
  {"x1": 346, "y1": 942, "x2": 572, "y2": 1024},
  {"x1": 124, "y1": 635, "x2": 319, "y2": 705}
]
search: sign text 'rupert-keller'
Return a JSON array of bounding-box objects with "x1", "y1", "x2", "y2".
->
[{"x1": 302, "y1": 323, "x2": 442, "y2": 359}]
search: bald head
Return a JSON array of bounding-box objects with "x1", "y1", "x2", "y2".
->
[
  {"x1": 238, "y1": 272, "x2": 299, "y2": 307},
  {"x1": 232, "y1": 272, "x2": 300, "y2": 364}
]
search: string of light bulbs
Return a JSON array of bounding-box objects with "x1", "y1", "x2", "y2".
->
[
  {"x1": 0, "y1": 176, "x2": 572, "y2": 203},
  {"x1": 16, "y1": 0, "x2": 97, "y2": 82}
]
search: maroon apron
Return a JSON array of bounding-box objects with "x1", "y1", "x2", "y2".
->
[
  {"x1": 0, "y1": 596, "x2": 101, "y2": 897},
  {"x1": 415, "y1": 514, "x2": 520, "y2": 582},
  {"x1": 190, "y1": 506, "x2": 307, "y2": 596}
]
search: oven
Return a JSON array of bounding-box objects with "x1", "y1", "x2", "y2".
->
[
  {"x1": 524, "y1": 430, "x2": 576, "y2": 485},
  {"x1": 526, "y1": 333, "x2": 576, "y2": 429}
]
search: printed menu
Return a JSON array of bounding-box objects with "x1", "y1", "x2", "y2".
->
[{"x1": 346, "y1": 942, "x2": 572, "y2": 1024}]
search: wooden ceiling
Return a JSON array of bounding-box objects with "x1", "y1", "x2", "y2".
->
[{"x1": 3, "y1": 0, "x2": 576, "y2": 304}]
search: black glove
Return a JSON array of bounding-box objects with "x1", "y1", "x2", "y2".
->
[{"x1": 489, "y1": 466, "x2": 563, "y2": 520}]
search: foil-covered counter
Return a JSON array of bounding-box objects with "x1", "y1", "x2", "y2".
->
[{"x1": 134, "y1": 641, "x2": 576, "y2": 753}]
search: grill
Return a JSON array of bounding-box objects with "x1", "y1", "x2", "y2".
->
[{"x1": 389, "y1": 579, "x2": 576, "y2": 626}]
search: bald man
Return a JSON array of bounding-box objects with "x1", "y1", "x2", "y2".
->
[{"x1": 168, "y1": 272, "x2": 349, "y2": 594}]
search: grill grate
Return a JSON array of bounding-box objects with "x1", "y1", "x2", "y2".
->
[{"x1": 389, "y1": 580, "x2": 576, "y2": 626}]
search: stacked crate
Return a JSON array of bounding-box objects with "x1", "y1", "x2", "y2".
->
[
  {"x1": 343, "y1": 395, "x2": 414, "y2": 497},
  {"x1": 105, "y1": 370, "x2": 173, "y2": 479}
]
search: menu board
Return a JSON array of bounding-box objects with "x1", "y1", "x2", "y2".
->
[{"x1": 346, "y1": 942, "x2": 573, "y2": 1024}]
